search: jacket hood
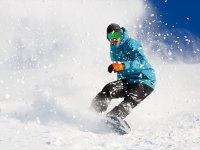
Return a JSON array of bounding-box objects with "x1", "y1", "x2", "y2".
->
[{"x1": 119, "y1": 27, "x2": 129, "y2": 46}]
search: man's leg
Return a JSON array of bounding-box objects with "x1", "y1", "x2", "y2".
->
[
  {"x1": 107, "y1": 83, "x2": 154, "y2": 119},
  {"x1": 90, "y1": 79, "x2": 128, "y2": 113}
]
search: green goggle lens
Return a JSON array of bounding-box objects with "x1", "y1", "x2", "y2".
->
[{"x1": 108, "y1": 31, "x2": 121, "y2": 40}]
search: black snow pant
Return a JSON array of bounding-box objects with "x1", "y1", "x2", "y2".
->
[{"x1": 90, "y1": 79, "x2": 154, "y2": 119}]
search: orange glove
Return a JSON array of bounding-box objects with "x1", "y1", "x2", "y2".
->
[{"x1": 108, "y1": 62, "x2": 124, "y2": 73}]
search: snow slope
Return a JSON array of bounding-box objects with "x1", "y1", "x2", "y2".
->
[{"x1": 0, "y1": 0, "x2": 200, "y2": 150}]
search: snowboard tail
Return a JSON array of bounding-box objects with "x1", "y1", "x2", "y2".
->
[{"x1": 105, "y1": 116, "x2": 131, "y2": 135}]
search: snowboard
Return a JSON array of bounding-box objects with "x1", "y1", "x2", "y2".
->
[{"x1": 105, "y1": 116, "x2": 131, "y2": 135}]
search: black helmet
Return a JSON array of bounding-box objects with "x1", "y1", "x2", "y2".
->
[{"x1": 107, "y1": 23, "x2": 121, "y2": 33}]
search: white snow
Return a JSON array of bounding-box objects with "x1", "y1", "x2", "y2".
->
[{"x1": 0, "y1": 0, "x2": 200, "y2": 150}]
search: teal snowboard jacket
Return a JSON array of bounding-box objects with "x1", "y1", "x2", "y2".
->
[{"x1": 110, "y1": 27, "x2": 156, "y2": 89}]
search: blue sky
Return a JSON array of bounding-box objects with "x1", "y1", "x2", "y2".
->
[
  {"x1": 149, "y1": 0, "x2": 200, "y2": 37},
  {"x1": 147, "y1": 0, "x2": 200, "y2": 63}
]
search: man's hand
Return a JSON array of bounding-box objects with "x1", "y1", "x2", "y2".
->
[{"x1": 108, "y1": 62, "x2": 124, "y2": 73}]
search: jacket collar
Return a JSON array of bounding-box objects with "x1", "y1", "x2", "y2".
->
[{"x1": 119, "y1": 27, "x2": 129, "y2": 46}]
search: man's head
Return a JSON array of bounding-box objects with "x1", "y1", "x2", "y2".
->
[{"x1": 107, "y1": 23, "x2": 122, "y2": 45}]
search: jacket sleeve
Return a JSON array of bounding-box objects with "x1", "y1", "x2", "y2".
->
[{"x1": 121, "y1": 40, "x2": 146, "y2": 71}]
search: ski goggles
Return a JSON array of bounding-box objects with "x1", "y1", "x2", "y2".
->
[{"x1": 108, "y1": 31, "x2": 121, "y2": 40}]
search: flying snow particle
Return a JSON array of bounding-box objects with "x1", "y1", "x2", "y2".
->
[
  {"x1": 36, "y1": 117, "x2": 41, "y2": 124},
  {"x1": 5, "y1": 94, "x2": 11, "y2": 99},
  {"x1": 150, "y1": 14, "x2": 155, "y2": 17},
  {"x1": 185, "y1": 39, "x2": 191, "y2": 44},
  {"x1": 168, "y1": 50, "x2": 172, "y2": 56}
]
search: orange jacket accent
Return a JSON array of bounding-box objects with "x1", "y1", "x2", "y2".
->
[{"x1": 112, "y1": 62, "x2": 124, "y2": 72}]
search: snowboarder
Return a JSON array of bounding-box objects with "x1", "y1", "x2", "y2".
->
[{"x1": 90, "y1": 23, "x2": 156, "y2": 123}]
